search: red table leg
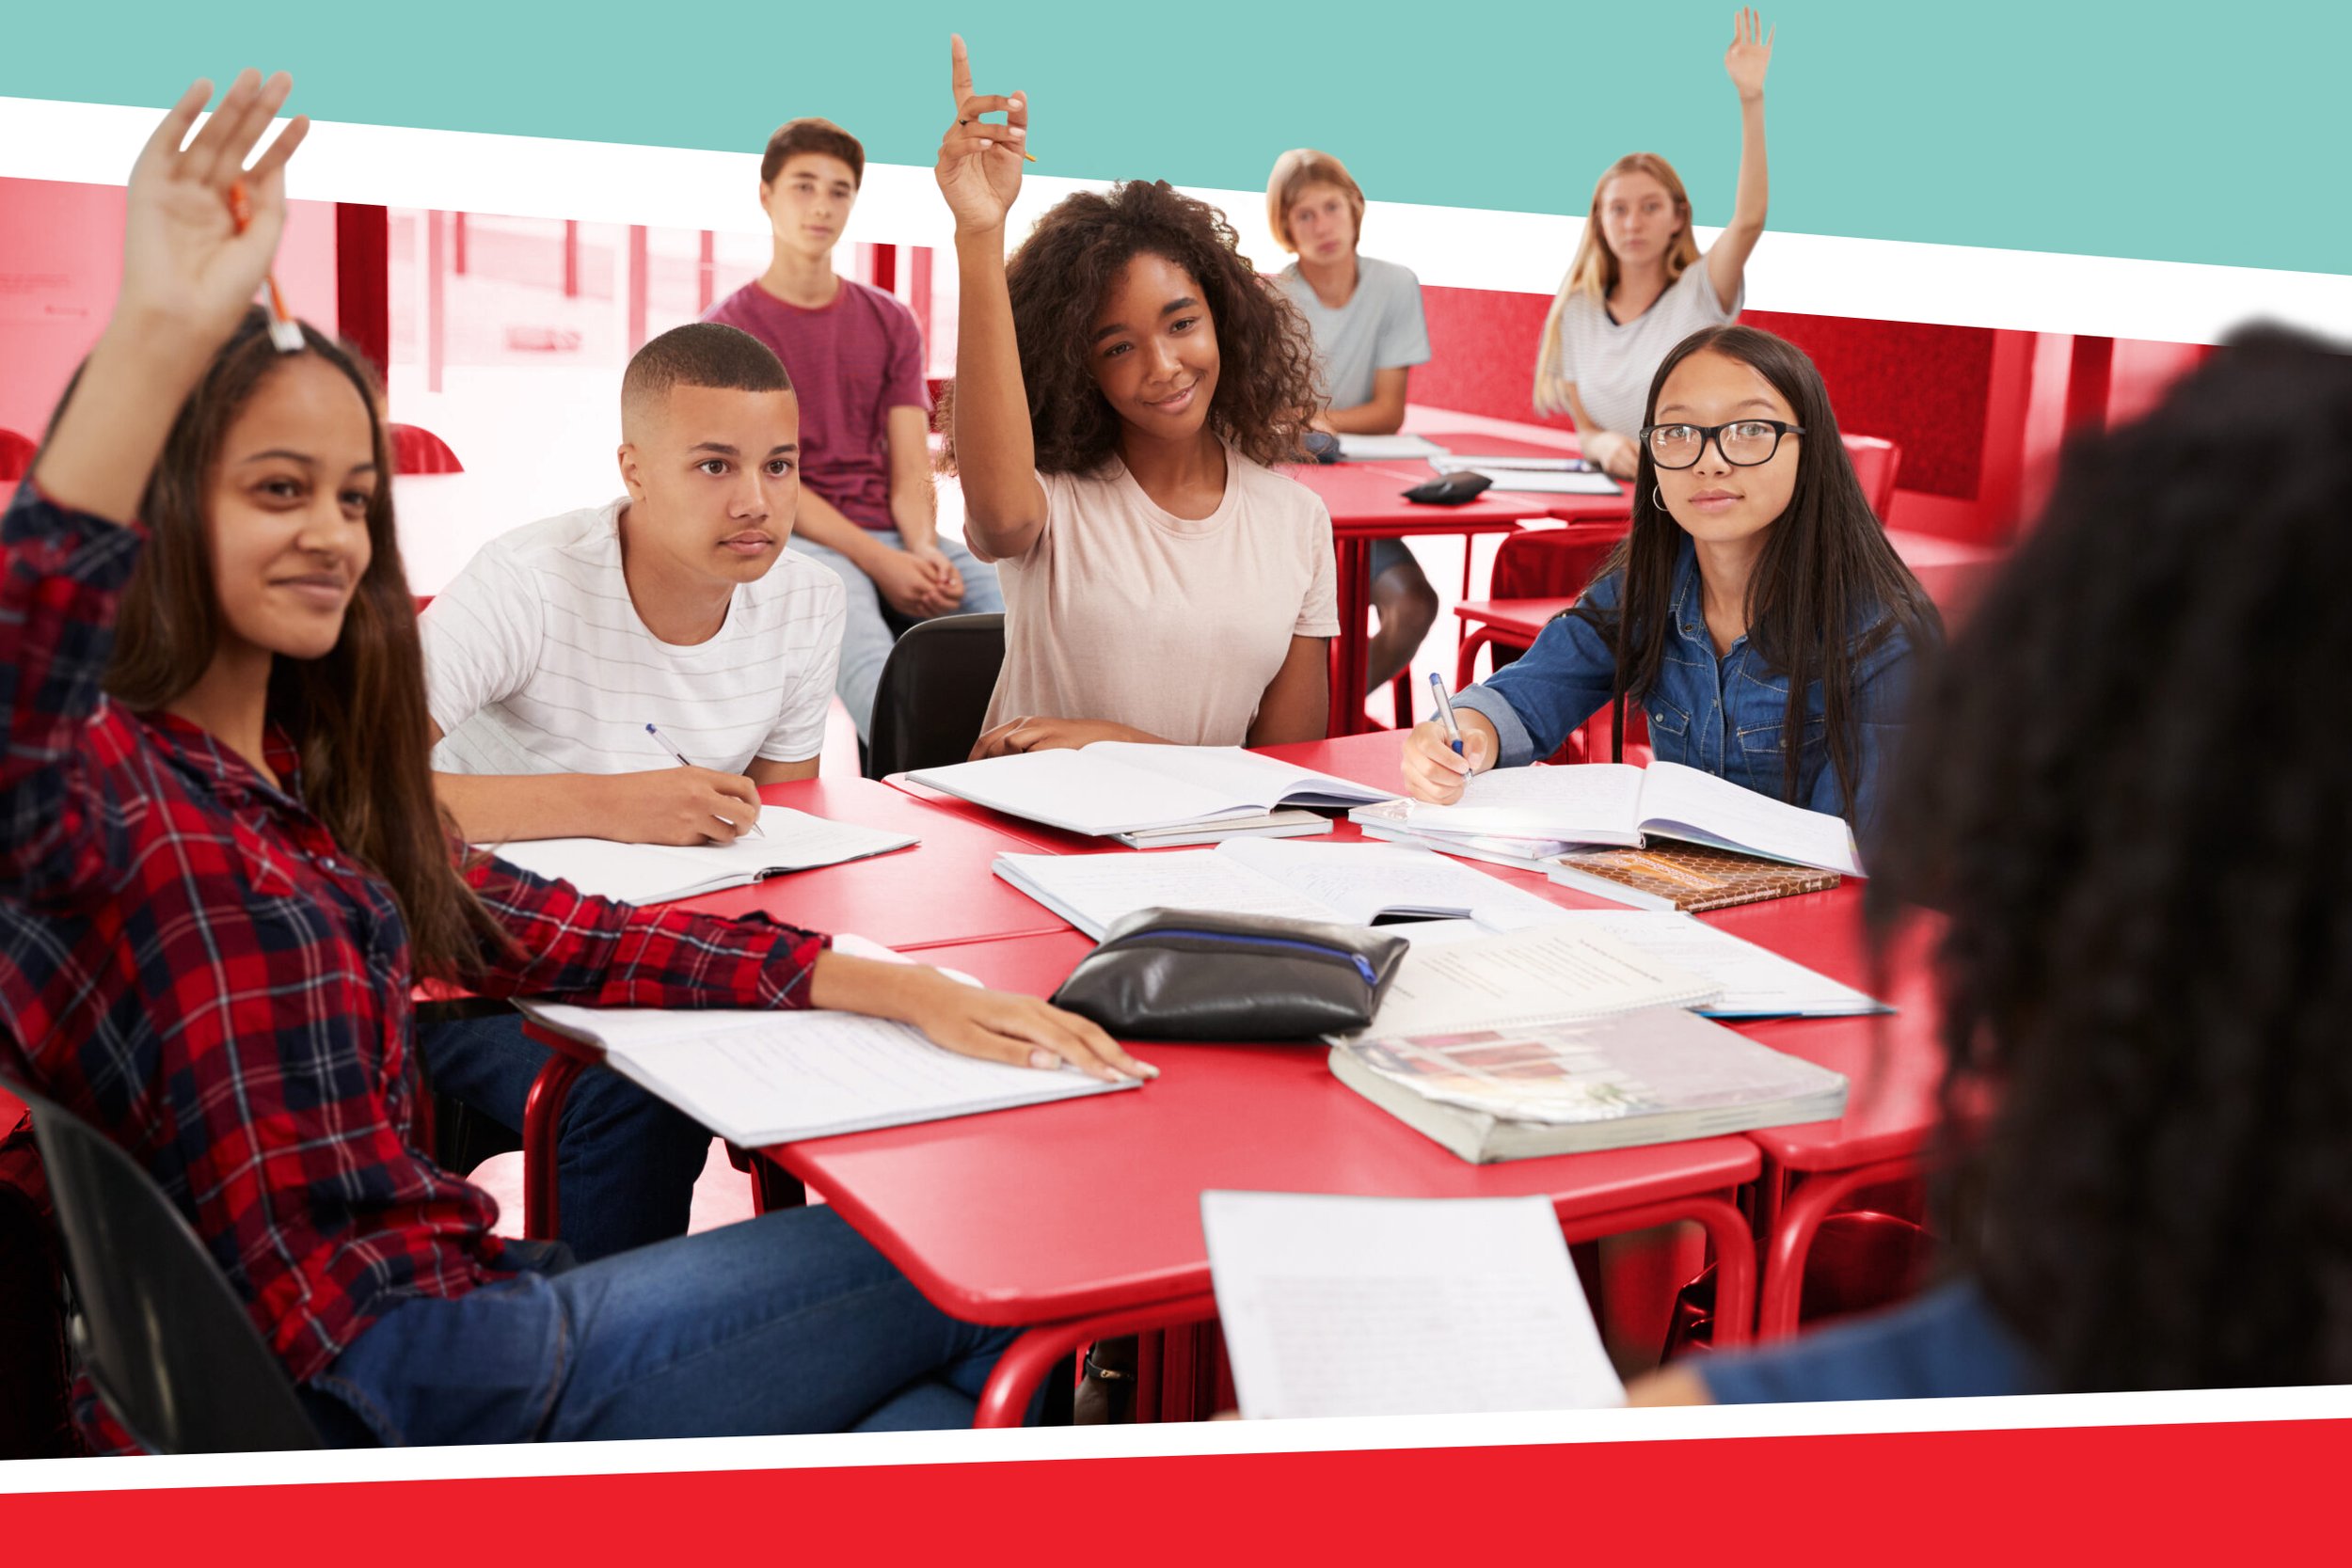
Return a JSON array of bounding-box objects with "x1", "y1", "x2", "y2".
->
[
  {"x1": 520, "y1": 1050, "x2": 590, "y2": 1242},
  {"x1": 1327, "y1": 536, "x2": 1372, "y2": 736},
  {"x1": 973, "y1": 1295, "x2": 1222, "y2": 1428},
  {"x1": 1756, "y1": 1156, "x2": 1927, "y2": 1340}
]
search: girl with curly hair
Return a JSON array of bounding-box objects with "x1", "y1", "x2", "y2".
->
[
  {"x1": 1631, "y1": 326, "x2": 2352, "y2": 1402},
  {"x1": 935, "y1": 37, "x2": 1337, "y2": 754}
]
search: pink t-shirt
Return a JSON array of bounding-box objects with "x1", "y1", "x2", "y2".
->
[
  {"x1": 982, "y1": 450, "x2": 1341, "y2": 747},
  {"x1": 705, "y1": 277, "x2": 930, "y2": 530}
]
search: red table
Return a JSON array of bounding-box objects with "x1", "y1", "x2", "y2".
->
[
  {"x1": 757, "y1": 928, "x2": 1760, "y2": 1425},
  {"x1": 1283, "y1": 463, "x2": 1550, "y2": 736}
]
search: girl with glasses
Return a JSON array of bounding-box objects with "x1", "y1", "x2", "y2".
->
[{"x1": 1406, "y1": 324, "x2": 1938, "y2": 835}]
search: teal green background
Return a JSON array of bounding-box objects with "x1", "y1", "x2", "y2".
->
[{"x1": 6, "y1": 1, "x2": 2344, "y2": 277}]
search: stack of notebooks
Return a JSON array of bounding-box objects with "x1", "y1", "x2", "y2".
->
[
  {"x1": 1351, "y1": 759, "x2": 1862, "y2": 911},
  {"x1": 1325, "y1": 923, "x2": 1851, "y2": 1163},
  {"x1": 907, "y1": 743, "x2": 1390, "y2": 843}
]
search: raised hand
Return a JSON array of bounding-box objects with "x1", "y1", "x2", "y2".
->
[
  {"x1": 1724, "y1": 8, "x2": 1773, "y2": 102},
  {"x1": 119, "y1": 71, "x2": 310, "y2": 352},
  {"x1": 934, "y1": 34, "x2": 1027, "y2": 234}
]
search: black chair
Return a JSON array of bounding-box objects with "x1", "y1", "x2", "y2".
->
[
  {"x1": 864, "y1": 612, "x2": 1006, "y2": 779},
  {"x1": 1, "y1": 1076, "x2": 320, "y2": 1451}
]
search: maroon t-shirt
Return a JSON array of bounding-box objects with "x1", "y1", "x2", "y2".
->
[{"x1": 704, "y1": 277, "x2": 930, "y2": 530}]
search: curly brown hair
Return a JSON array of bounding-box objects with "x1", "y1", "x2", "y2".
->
[{"x1": 938, "y1": 180, "x2": 1322, "y2": 474}]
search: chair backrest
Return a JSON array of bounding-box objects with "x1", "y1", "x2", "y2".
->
[
  {"x1": 1838, "y1": 433, "x2": 1902, "y2": 520},
  {"x1": 388, "y1": 422, "x2": 464, "y2": 475},
  {"x1": 0, "y1": 428, "x2": 35, "y2": 483},
  {"x1": 1, "y1": 1076, "x2": 320, "y2": 1452},
  {"x1": 865, "y1": 612, "x2": 1006, "y2": 779}
]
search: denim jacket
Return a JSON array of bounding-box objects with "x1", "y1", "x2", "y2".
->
[{"x1": 1450, "y1": 537, "x2": 1922, "y2": 832}]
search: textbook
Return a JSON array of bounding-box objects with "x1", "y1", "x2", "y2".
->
[
  {"x1": 1109, "y1": 809, "x2": 1332, "y2": 848},
  {"x1": 1329, "y1": 1006, "x2": 1849, "y2": 1163},
  {"x1": 908, "y1": 744, "x2": 1393, "y2": 837},
  {"x1": 1346, "y1": 760, "x2": 1864, "y2": 879},
  {"x1": 517, "y1": 991, "x2": 1137, "y2": 1148},
  {"x1": 486, "y1": 806, "x2": 917, "y2": 906},
  {"x1": 993, "y1": 839, "x2": 1581, "y2": 940},
  {"x1": 1203, "y1": 1191, "x2": 1622, "y2": 1418},
  {"x1": 1546, "y1": 841, "x2": 1842, "y2": 913}
]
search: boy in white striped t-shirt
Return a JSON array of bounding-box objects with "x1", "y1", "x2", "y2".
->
[
  {"x1": 416, "y1": 324, "x2": 846, "y2": 1259},
  {"x1": 422, "y1": 323, "x2": 846, "y2": 849}
]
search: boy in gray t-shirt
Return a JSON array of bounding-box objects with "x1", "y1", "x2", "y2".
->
[{"x1": 1267, "y1": 148, "x2": 1439, "y2": 700}]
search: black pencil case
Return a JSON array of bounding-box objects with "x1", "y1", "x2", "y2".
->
[{"x1": 1050, "y1": 909, "x2": 1409, "y2": 1041}]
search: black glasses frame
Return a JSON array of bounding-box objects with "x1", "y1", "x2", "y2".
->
[{"x1": 1637, "y1": 420, "x2": 1806, "y2": 469}]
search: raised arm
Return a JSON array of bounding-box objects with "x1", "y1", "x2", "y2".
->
[
  {"x1": 3, "y1": 73, "x2": 308, "y2": 897},
  {"x1": 1706, "y1": 8, "x2": 1773, "y2": 314},
  {"x1": 939, "y1": 35, "x2": 1049, "y2": 560}
]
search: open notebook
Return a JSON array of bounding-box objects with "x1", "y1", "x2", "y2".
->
[
  {"x1": 517, "y1": 977, "x2": 1136, "y2": 1148},
  {"x1": 908, "y1": 744, "x2": 1393, "y2": 837},
  {"x1": 1352, "y1": 760, "x2": 1863, "y2": 878},
  {"x1": 486, "y1": 805, "x2": 917, "y2": 905},
  {"x1": 993, "y1": 839, "x2": 1577, "y2": 940},
  {"x1": 1204, "y1": 1191, "x2": 1622, "y2": 1418}
]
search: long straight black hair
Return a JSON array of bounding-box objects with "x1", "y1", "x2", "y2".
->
[{"x1": 1571, "y1": 325, "x2": 1939, "y2": 816}]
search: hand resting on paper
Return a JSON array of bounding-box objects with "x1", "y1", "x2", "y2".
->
[
  {"x1": 970, "y1": 715, "x2": 1158, "y2": 759},
  {"x1": 1401, "y1": 715, "x2": 1498, "y2": 804},
  {"x1": 811, "y1": 951, "x2": 1158, "y2": 1084}
]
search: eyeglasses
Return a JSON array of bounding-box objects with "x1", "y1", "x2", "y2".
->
[{"x1": 1638, "y1": 420, "x2": 1805, "y2": 469}]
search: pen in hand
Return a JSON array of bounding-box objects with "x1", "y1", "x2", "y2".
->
[
  {"x1": 1428, "y1": 673, "x2": 1467, "y2": 759},
  {"x1": 644, "y1": 721, "x2": 766, "y2": 839}
]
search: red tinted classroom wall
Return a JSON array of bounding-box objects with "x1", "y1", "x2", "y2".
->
[{"x1": 0, "y1": 176, "x2": 340, "y2": 443}]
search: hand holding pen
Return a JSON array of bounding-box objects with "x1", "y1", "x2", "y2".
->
[{"x1": 645, "y1": 722, "x2": 766, "y2": 840}]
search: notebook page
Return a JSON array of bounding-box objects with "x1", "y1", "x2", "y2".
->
[
  {"x1": 485, "y1": 806, "x2": 915, "y2": 905},
  {"x1": 1543, "y1": 911, "x2": 1888, "y2": 1017},
  {"x1": 1445, "y1": 467, "x2": 1624, "y2": 496},
  {"x1": 993, "y1": 850, "x2": 1335, "y2": 939},
  {"x1": 1330, "y1": 433, "x2": 1448, "y2": 461},
  {"x1": 519, "y1": 1003, "x2": 1133, "y2": 1147},
  {"x1": 1379, "y1": 764, "x2": 1647, "y2": 844},
  {"x1": 905, "y1": 750, "x2": 1248, "y2": 833},
  {"x1": 1357, "y1": 924, "x2": 1722, "y2": 1039},
  {"x1": 1203, "y1": 1191, "x2": 1621, "y2": 1419},
  {"x1": 1217, "y1": 839, "x2": 1575, "y2": 931},
  {"x1": 1086, "y1": 744, "x2": 1392, "y2": 809},
  {"x1": 1635, "y1": 761, "x2": 1864, "y2": 876}
]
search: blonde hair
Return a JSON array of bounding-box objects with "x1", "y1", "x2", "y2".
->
[
  {"x1": 1533, "y1": 152, "x2": 1701, "y2": 417},
  {"x1": 1265, "y1": 148, "x2": 1366, "y2": 254}
]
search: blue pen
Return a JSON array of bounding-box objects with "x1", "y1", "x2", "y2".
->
[
  {"x1": 1428, "y1": 673, "x2": 1466, "y2": 757},
  {"x1": 644, "y1": 721, "x2": 766, "y2": 839}
]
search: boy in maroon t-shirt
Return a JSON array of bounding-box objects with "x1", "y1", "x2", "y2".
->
[{"x1": 706, "y1": 118, "x2": 1002, "y2": 742}]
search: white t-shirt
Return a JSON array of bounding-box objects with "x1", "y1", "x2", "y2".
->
[
  {"x1": 1273, "y1": 254, "x2": 1432, "y2": 410},
  {"x1": 421, "y1": 499, "x2": 846, "y2": 777},
  {"x1": 1549, "y1": 257, "x2": 1742, "y2": 438},
  {"x1": 983, "y1": 450, "x2": 1340, "y2": 747}
]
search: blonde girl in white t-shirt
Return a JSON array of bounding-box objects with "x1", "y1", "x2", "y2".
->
[
  {"x1": 1534, "y1": 8, "x2": 1776, "y2": 481},
  {"x1": 932, "y1": 37, "x2": 1339, "y2": 754}
]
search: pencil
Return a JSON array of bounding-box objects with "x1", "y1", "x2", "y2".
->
[{"x1": 226, "y1": 181, "x2": 306, "y2": 353}]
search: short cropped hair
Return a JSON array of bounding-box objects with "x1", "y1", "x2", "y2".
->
[
  {"x1": 761, "y1": 118, "x2": 865, "y2": 187},
  {"x1": 1265, "y1": 149, "x2": 1366, "y2": 253},
  {"x1": 620, "y1": 324, "x2": 790, "y2": 425}
]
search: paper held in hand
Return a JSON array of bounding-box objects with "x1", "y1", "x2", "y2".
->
[
  {"x1": 1203, "y1": 1190, "x2": 1623, "y2": 1418},
  {"x1": 487, "y1": 805, "x2": 917, "y2": 905}
]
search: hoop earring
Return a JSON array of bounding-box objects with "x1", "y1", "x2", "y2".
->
[{"x1": 1651, "y1": 487, "x2": 1666, "y2": 510}]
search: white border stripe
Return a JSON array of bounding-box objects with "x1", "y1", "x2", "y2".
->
[
  {"x1": 3, "y1": 95, "x2": 2347, "y2": 345},
  {"x1": 5, "y1": 1383, "x2": 2351, "y2": 1495}
]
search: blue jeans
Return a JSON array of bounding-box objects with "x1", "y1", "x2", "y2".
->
[
  {"x1": 418, "y1": 1012, "x2": 710, "y2": 1262},
  {"x1": 299, "y1": 1208, "x2": 1027, "y2": 1442},
  {"x1": 789, "y1": 530, "x2": 1004, "y2": 740}
]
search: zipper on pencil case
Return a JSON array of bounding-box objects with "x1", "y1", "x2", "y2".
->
[{"x1": 1099, "y1": 928, "x2": 1379, "y2": 987}]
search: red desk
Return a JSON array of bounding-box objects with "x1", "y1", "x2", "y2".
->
[
  {"x1": 765, "y1": 928, "x2": 1760, "y2": 1425},
  {"x1": 1283, "y1": 464, "x2": 1550, "y2": 736}
]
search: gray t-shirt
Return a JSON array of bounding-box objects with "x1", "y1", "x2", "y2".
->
[
  {"x1": 1274, "y1": 254, "x2": 1432, "y2": 411},
  {"x1": 1549, "y1": 257, "x2": 1742, "y2": 438}
]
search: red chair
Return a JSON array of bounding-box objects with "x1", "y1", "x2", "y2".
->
[
  {"x1": 0, "y1": 429, "x2": 35, "y2": 483},
  {"x1": 389, "y1": 423, "x2": 464, "y2": 475}
]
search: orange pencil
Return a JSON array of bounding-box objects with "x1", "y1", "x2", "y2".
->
[{"x1": 227, "y1": 180, "x2": 305, "y2": 353}]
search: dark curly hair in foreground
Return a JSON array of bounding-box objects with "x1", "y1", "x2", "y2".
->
[
  {"x1": 938, "y1": 180, "x2": 1321, "y2": 474},
  {"x1": 1867, "y1": 326, "x2": 2352, "y2": 1392}
]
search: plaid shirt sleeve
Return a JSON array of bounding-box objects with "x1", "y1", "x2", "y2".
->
[
  {"x1": 461, "y1": 852, "x2": 830, "y2": 1010},
  {"x1": 0, "y1": 481, "x2": 144, "y2": 906}
]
